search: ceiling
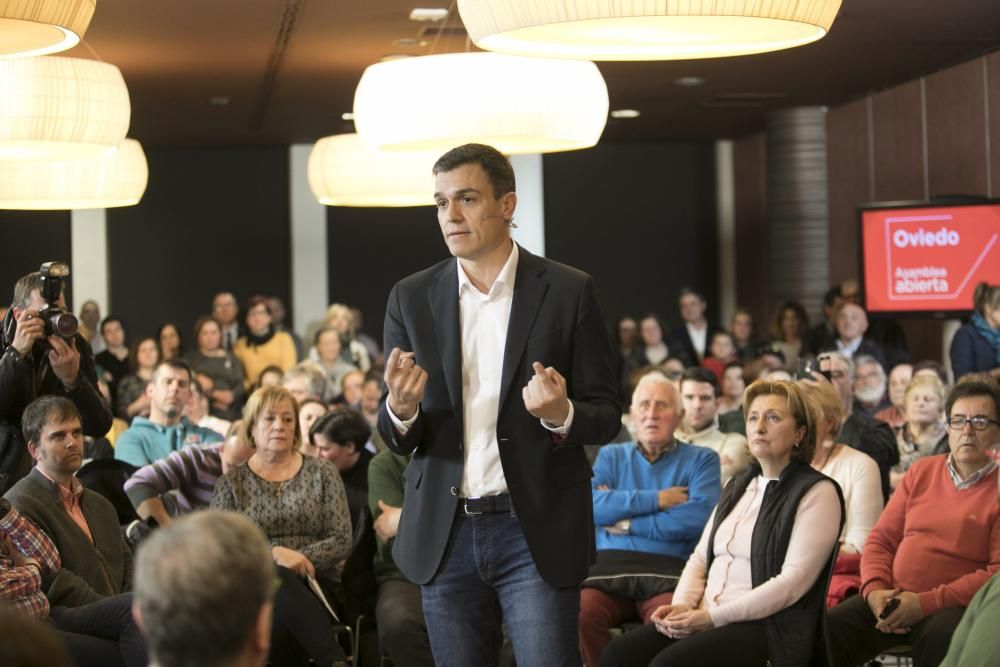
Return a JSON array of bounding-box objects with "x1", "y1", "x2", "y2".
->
[{"x1": 61, "y1": 0, "x2": 1000, "y2": 148}]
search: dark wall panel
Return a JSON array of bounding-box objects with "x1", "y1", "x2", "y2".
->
[
  {"x1": 925, "y1": 58, "x2": 989, "y2": 198},
  {"x1": 826, "y1": 98, "x2": 870, "y2": 286},
  {"x1": 543, "y1": 142, "x2": 718, "y2": 332},
  {"x1": 327, "y1": 205, "x2": 442, "y2": 348},
  {"x1": 107, "y1": 147, "x2": 290, "y2": 342},
  {"x1": 989, "y1": 52, "x2": 1000, "y2": 197},
  {"x1": 733, "y1": 134, "x2": 769, "y2": 329},
  {"x1": 872, "y1": 80, "x2": 925, "y2": 201},
  {"x1": 0, "y1": 211, "x2": 72, "y2": 309}
]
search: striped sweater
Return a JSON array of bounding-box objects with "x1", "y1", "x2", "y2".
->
[{"x1": 124, "y1": 443, "x2": 223, "y2": 515}]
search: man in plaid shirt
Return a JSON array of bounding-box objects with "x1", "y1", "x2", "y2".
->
[{"x1": 0, "y1": 497, "x2": 146, "y2": 666}]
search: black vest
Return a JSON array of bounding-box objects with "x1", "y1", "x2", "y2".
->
[{"x1": 706, "y1": 460, "x2": 845, "y2": 667}]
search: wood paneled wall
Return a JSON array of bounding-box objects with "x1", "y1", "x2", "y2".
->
[{"x1": 735, "y1": 51, "x2": 1000, "y2": 364}]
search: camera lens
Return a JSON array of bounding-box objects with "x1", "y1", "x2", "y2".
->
[{"x1": 51, "y1": 312, "x2": 79, "y2": 338}]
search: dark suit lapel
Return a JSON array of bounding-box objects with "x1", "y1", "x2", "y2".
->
[
  {"x1": 499, "y1": 247, "x2": 549, "y2": 408},
  {"x1": 428, "y1": 261, "x2": 464, "y2": 418}
]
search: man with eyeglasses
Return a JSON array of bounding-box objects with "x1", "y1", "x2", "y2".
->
[{"x1": 828, "y1": 380, "x2": 1000, "y2": 667}]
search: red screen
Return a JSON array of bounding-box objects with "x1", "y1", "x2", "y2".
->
[{"x1": 861, "y1": 203, "x2": 1000, "y2": 313}]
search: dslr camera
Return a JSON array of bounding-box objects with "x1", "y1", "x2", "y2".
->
[{"x1": 36, "y1": 262, "x2": 79, "y2": 342}]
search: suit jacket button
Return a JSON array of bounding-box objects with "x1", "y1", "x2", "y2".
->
[{"x1": 450, "y1": 486, "x2": 458, "y2": 496}]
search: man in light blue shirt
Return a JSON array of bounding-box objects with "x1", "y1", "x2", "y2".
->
[{"x1": 115, "y1": 360, "x2": 222, "y2": 467}]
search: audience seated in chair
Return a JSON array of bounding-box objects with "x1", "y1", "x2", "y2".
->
[
  {"x1": 211, "y1": 386, "x2": 352, "y2": 666},
  {"x1": 1, "y1": 496, "x2": 146, "y2": 667},
  {"x1": 124, "y1": 422, "x2": 252, "y2": 528},
  {"x1": 113, "y1": 359, "x2": 222, "y2": 467},
  {"x1": 827, "y1": 380, "x2": 1000, "y2": 667},
  {"x1": 673, "y1": 367, "x2": 748, "y2": 485},
  {"x1": 601, "y1": 380, "x2": 844, "y2": 666},
  {"x1": 133, "y1": 510, "x2": 275, "y2": 667},
  {"x1": 368, "y1": 447, "x2": 435, "y2": 667},
  {"x1": 4, "y1": 396, "x2": 134, "y2": 609},
  {"x1": 580, "y1": 373, "x2": 720, "y2": 666}
]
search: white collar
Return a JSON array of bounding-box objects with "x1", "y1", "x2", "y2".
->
[{"x1": 456, "y1": 242, "x2": 519, "y2": 297}]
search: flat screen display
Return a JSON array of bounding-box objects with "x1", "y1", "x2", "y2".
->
[{"x1": 860, "y1": 201, "x2": 1000, "y2": 314}]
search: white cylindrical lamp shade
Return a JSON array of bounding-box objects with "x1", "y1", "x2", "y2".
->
[
  {"x1": 0, "y1": 0, "x2": 95, "y2": 58},
  {"x1": 458, "y1": 0, "x2": 842, "y2": 61},
  {"x1": 354, "y1": 52, "x2": 608, "y2": 154},
  {"x1": 307, "y1": 134, "x2": 436, "y2": 207},
  {"x1": 0, "y1": 138, "x2": 148, "y2": 209},
  {"x1": 0, "y1": 55, "x2": 130, "y2": 158}
]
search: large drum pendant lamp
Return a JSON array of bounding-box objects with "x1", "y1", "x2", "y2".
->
[
  {"x1": 0, "y1": 138, "x2": 148, "y2": 209},
  {"x1": 458, "y1": 0, "x2": 842, "y2": 61},
  {"x1": 353, "y1": 52, "x2": 608, "y2": 154},
  {"x1": 0, "y1": 55, "x2": 130, "y2": 159},
  {"x1": 0, "y1": 0, "x2": 96, "y2": 58},
  {"x1": 308, "y1": 133, "x2": 436, "y2": 207}
]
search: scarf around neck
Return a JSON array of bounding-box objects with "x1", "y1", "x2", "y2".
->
[{"x1": 971, "y1": 312, "x2": 1000, "y2": 365}]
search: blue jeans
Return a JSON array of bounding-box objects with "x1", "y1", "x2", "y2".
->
[{"x1": 422, "y1": 510, "x2": 580, "y2": 667}]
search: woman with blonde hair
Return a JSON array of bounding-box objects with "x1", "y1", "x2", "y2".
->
[
  {"x1": 801, "y1": 380, "x2": 883, "y2": 555},
  {"x1": 321, "y1": 303, "x2": 371, "y2": 372},
  {"x1": 212, "y1": 386, "x2": 352, "y2": 666},
  {"x1": 891, "y1": 373, "x2": 948, "y2": 489}
]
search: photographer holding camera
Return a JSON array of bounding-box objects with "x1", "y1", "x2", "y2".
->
[{"x1": 0, "y1": 263, "x2": 112, "y2": 493}]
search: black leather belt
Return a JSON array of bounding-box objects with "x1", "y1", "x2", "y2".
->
[{"x1": 458, "y1": 494, "x2": 512, "y2": 516}]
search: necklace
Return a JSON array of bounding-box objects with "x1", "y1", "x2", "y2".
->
[{"x1": 271, "y1": 480, "x2": 287, "y2": 498}]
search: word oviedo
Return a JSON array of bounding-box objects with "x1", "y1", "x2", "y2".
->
[{"x1": 892, "y1": 227, "x2": 961, "y2": 248}]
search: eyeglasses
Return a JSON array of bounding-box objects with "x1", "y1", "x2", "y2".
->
[{"x1": 947, "y1": 416, "x2": 1000, "y2": 431}]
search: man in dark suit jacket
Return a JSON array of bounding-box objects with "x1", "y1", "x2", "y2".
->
[
  {"x1": 377, "y1": 144, "x2": 621, "y2": 666},
  {"x1": 667, "y1": 288, "x2": 721, "y2": 367}
]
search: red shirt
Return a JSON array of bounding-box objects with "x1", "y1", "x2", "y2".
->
[{"x1": 860, "y1": 455, "x2": 1000, "y2": 616}]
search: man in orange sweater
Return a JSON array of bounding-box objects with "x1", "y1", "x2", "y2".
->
[{"x1": 828, "y1": 380, "x2": 1000, "y2": 666}]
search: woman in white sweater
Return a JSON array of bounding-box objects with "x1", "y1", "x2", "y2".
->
[{"x1": 802, "y1": 380, "x2": 884, "y2": 554}]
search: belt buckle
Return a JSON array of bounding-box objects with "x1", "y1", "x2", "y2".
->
[{"x1": 464, "y1": 498, "x2": 482, "y2": 516}]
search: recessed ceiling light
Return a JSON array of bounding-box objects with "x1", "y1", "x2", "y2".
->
[
  {"x1": 409, "y1": 8, "x2": 449, "y2": 22},
  {"x1": 610, "y1": 109, "x2": 640, "y2": 119},
  {"x1": 341, "y1": 112, "x2": 355, "y2": 121},
  {"x1": 393, "y1": 38, "x2": 429, "y2": 47},
  {"x1": 674, "y1": 76, "x2": 705, "y2": 87},
  {"x1": 209, "y1": 96, "x2": 231, "y2": 106}
]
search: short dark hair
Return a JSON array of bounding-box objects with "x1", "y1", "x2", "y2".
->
[
  {"x1": 678, "y1": 287, "x2": 705, "y2": 303},
  {"x1": 945, "y1": 380, "x2": 1000, "y2": 421},
  {"x1": 680, "y1": 367, "x2": 721, "y2": 398},
  {"x1": 23, "y1": 396, "x2": 81, "y2": 446},
  {"x1": 151, "y1": 358, "x2": 194, "y2": 384},
  {"x1": 12, "y1": 272, "x2": 41, "y2": 309},
  {"x1": 309, "y1": 407, "x2": 371, "y2": 451},
  {"x1": 432, "y1": 143, "x2": 515, "y2": 199},
  {"x1": 100, "y1": 316, "x2": 124, "y2": 337},
  {"x1": 823, "y1": 285, "x2": 842, "y2": 308}
]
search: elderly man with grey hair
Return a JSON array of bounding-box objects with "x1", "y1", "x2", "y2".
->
[
  {"x1": 133, "y1": 510, "x2": 275, "y2": 667},
  {"x1": 852, "y1": 354, "x2": 890, "y2": 418},
  {"x1": 818, "y1": 351, "x2": 898, "y2": 501}
]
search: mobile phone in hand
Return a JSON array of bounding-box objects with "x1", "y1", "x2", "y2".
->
[{"x1": 879, "y1": 597, "x2": 901, "y2": 620}]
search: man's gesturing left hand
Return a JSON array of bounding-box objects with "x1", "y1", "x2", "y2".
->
[{"x1": 522, "y1": 362, "x2": 570, "y2": 427}]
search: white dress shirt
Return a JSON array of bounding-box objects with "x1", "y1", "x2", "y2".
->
[
  {"x1": 686, "y1": 322, "x2": 708, "y2": 361},
  {"x1": 389, "y1": 242, "x2": 573, "y2": 498}
]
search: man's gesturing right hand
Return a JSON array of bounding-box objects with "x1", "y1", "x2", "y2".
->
[{"x1": 384, "y1": 347, "x2": 427, "y2": 421}]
